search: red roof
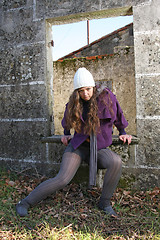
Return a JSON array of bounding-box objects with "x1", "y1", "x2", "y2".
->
[{"x1": 58, "y1": 22, "x2": 133, "y2": 60}]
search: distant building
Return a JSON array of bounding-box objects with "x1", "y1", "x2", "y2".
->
[{"x1": 58, "y1": 23, "x2": 133, "y2": 60}]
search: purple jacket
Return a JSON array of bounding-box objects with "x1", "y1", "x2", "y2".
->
[{"x1": 61, "y1": 88, "x2": 128, "y2": 151}]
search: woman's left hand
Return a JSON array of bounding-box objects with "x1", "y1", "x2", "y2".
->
[{"x1": 119, "y1": 135, "x2": 132, "y2": 145}]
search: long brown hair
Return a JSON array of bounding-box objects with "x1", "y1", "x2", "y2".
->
[{"x1": 65, "y1": 87, "x2": 113, "y2": 135}]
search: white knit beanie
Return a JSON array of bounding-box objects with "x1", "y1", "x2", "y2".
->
[{"x1": 73, "y1": 67, "x2": 95, "y2": 90}]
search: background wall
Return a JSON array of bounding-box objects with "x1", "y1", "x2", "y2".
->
[{"x1": 0, "y1": 0, "x2": 159, "y2": 188}]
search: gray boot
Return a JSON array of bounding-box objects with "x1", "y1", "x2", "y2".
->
[
  {"x1": 99, "y1": 204, "x2": 118, "y2": 217},
  {"x1": 98, "y1": 198, "x2": 118, "y2": 217},
  {"x1": 16, "y1": 199, "x2": 30, "y2": 217}
]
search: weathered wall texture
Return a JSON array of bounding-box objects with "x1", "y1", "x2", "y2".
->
[
  {"x1": 53, "y1": 47, "x2": 136, "y2": 136},
  {"x1": 133, "y1": 0, "x2": 160, "y2": 187},
  {"x1": 0, "y1": 0, "x2": 159, "y2": 188}
]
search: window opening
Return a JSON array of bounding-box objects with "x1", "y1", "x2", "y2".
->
[{"x1": 52, "y1": 15, "x2": 133, "y2": 61}]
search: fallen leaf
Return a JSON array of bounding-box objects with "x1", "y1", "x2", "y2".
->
[{"x1": 8, "y1": 181, "x2": 15, "y2": 187}]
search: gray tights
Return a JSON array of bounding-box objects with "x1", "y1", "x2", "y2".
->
[{"x1": 24, "y1": 144, "x2": 122, "y2": 207}]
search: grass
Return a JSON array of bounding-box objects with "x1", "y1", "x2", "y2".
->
[{"x1": 0, "y1": 167, "x2": 159, "y2": 240}]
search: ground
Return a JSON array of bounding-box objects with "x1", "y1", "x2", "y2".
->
[{"x1": 0, "y1": 168, "x2": 159, "y2": 239}]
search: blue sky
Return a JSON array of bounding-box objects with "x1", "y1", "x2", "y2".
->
[{"x1": 52, "y1": 15, "x2": 133, "y2": 61}]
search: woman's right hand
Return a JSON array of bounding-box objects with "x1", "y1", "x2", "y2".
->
[{"x1": 61, "y1": 135, "x2": 72, "y2": 146}]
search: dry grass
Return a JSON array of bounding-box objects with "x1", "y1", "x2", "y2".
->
[{"x1": 0, "y1": 168, "x2": 159, "y2": 239}]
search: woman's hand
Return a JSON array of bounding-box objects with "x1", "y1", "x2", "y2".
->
[
  {"x1": 119, "y1": 135, "x2": 132, "y2": 145},
  {"x1": 61, "y1": 135, "x2": 72, "y2": 146}
]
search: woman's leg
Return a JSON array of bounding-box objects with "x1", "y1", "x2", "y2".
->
[
  {"x1": 97, "y1": 148, "x2": 122, "y2": 216},
  {"x1": 16, "y1": 152, "x2": 81, "y2": 216}
]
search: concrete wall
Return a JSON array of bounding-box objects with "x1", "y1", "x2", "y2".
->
[
  {"x1": 133, "y1": 0, "x2": 160, "y2": 187},
  {"x1": 0, "y1": 0, "x2": 159, "y2": 188}
]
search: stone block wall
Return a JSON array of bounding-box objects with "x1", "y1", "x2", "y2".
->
[
  {"x1": 0, "y1": 0, "x2": 159, "y2": 188},
  {"x1": 133, "y1": 0, "x2": 160, "y2": 187},
  {"x1": 0, "y1": 1, "x2": 49, "y2": 173}
]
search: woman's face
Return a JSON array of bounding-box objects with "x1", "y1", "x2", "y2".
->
[{"x1": 78, "y1": 87, "x2": 94, "y2": 101}]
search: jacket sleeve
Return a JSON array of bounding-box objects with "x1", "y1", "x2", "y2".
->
[
  {"x1": 61, "y1": 104, "x2": 71, "y2": 135},
  {"x1": 113, "y1": 96, "x2": 128, "y2": 134}
]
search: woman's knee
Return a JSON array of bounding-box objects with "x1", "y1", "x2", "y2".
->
[
  {"x1": 97, "y1": 149, "x2": 122, "y2": 169},
  {"x1": 111, "y1": 152, "x2": 122, "y2": 170},
  {"x1": 115, "y1": 154, "x2": 122, "y2": 166},
  {"x1": 57, "y1": 174, "x2": 72, "y2": 188}
]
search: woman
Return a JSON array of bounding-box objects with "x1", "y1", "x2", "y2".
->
[{"x1": 16, "y1": 67, "x2": 132, "y2": 217}]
